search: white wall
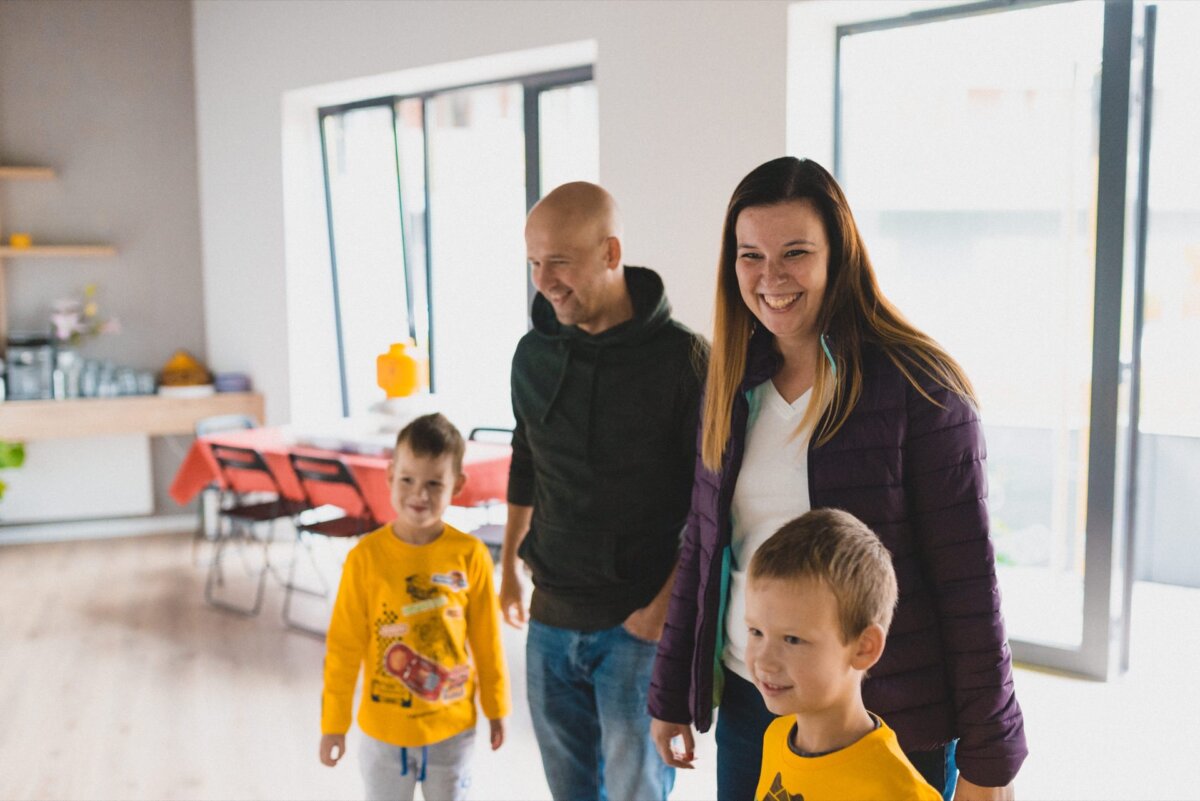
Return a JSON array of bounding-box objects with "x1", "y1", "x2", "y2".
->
[{"x1": 191, "y1": 0, "x2": 790, "y2": 424}]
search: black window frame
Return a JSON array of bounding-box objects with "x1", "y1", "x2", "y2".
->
[{"x1": 318, "y1": 65, "x2": 594, "y2": 413}]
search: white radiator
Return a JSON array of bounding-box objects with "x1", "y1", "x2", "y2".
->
[{"x1": 0, "y1": 435, "x2": 153, "y2": 523}]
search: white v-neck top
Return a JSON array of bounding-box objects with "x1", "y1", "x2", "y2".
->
[{"x1": 723, "y1": 380, "x2": 813, "y2": 682}]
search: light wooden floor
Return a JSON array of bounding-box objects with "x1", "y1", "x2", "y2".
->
[{"x1": 1, "y1": 532, "x2": 1198, "y2": 800}]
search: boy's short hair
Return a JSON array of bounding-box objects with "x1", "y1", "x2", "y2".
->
[
  {"x1": 748, "y1": 508, "x2": 898, "y2": 643},
  {"x1": 394, "y1": 413, "x2": 465, "y2": 475}
]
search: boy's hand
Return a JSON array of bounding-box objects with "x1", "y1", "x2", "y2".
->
[
  {"x1": 319, "y1": 733, "x2": 346, "y2": 767},
  {"x1": 651, "y1": 718, "x2": 695, "y2": 769},
  {"x1": 954, "y1": 776, "x2": 1014, "y2": 801},
  {"x1": 488, "y1": 718, "x2": 506, "y2": 750},
  {"x1": 499, "y1": 569, "x2": 527, "y2": 628}
]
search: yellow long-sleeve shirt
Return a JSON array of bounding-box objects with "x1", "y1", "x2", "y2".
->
[{"x1": 321, "y1": 523, "x2": 511, "y2": 747}]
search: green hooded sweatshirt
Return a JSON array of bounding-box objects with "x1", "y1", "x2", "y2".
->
[{"x1": 508, "y1": 266, "x2": 707, "y2": 631}]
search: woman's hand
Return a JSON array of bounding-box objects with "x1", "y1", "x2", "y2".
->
[
  {"x1": 954, "y1": 776, "x2": 1013, "y2": 801},
  {"x1": 650, "y1": 718, "x2": 696, "y2": 769}
]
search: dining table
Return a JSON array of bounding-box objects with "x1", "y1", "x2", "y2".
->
[{"x1": 169, "y1": 425, "x2": 511, "y2": 523}]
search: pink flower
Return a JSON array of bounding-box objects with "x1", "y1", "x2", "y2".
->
[{"x1": 51, "y1": 311, "x2": 82, "y2": 341}]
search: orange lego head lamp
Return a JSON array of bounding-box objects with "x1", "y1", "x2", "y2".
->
[{"x1": 377, "y1": 340, "x2": 429, "y2": 399}]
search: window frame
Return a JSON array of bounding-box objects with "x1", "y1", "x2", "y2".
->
[
  {"x1": 317, "y1": 65, "x2": 594, "y2": 411},
  {"x1": 832, "y1": 0, "x2": 1139, "y2": 679}
]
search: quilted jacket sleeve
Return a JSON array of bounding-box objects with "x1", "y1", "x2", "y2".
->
[
  {"x1": 647, "y1": 335, "x2": 710, "y2": 724},
  {"x1": 904, "y1": 380, "x2": 1028, "y2": 787},
  {"x1": 648, "y1": 494, "x2": 703, "y2": 724}
]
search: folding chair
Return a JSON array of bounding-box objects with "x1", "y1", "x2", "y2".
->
[
  {"x1": 204, "y1": 444, "x2": 310, "y2": 617},
  {"x1": 464, "y1": 427, "x2": 514, "y2": 563},
  {"x1": 192, "y1": 414, "x2": 258, "y2": 566},
  {"x1": 283, "y1": 452, "x2": 381, "y2": 636}
]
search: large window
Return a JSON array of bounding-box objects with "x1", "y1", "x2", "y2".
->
[
  {"x1": 835, "y1": 0, "x2": 1171, "y2": 678},
  {"x1": 840, "y1": 0, "x2": 1105, "y2": 652},
  {"x1": 319, "y1": 68, "x2": 596, "y2": 425},
  {"x1": 1130, "y1": 1, "x2": 1200, "y2": 588}
]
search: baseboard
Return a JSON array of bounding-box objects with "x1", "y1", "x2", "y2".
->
[{"x1": 0, "y1": 514, "x2": 196, "y2": 546}]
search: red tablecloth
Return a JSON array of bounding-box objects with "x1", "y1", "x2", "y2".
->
[{"x1": 169, "y1": 427, "x2": 510, "y2": 524}]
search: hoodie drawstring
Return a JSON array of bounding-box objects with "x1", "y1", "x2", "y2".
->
[{"x1": 541, "y1": 341, "x2": 574, "y2": 423}]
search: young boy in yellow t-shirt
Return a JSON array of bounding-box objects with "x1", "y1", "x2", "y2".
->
[
  {"x1": 745, "y1": 509, "x2": 940, "y2": 801},
  {"x1": 319, "y1": 413, "x2": 510, "y2": 800}
]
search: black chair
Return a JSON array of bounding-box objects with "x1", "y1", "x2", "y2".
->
[
  {"x1": 464, "y1": 427, "x2": 514, "y2": 562},
  {"x1": 191, "y1": 413, "x2": 257, "y2": 566},
  {"x1": 282, "y1": 453, "x2": 381, "y2": 636},
  {"x1": 204, "y1": 444, "x2": 310, "y2": 617}
]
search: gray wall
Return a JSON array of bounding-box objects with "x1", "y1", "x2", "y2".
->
[{"x1": 0, "y1": 0, "x2": 206, "y2": 514}]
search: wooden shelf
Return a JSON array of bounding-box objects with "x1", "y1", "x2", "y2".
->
[
  {"x1": 0, "y1": 160, "x2": 118, "y2": 345},
  {"x1": 0, "y1": 245, "x2": 117, "y2": 258},
  {"x1": 0, "y1": 392, "x2": 264, "y2": 441},
  {"x1": 0, "y1": 166, "x2": 56, "y2": 181}
]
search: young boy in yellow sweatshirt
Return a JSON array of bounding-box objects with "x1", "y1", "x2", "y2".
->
[
  {"x1": 319, "y1": 413, "x2": 510, "y2": 800},
  {"x1": 746, "y1": 509, "x2": 941, "y2": 801}
]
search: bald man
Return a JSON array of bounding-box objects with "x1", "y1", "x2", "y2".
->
[{"x1": 501, "y1": 182, "x2": 706, "y2": 800}]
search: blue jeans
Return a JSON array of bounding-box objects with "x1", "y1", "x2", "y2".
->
[
  {"x1": 907, "y1": 738, "x2": 959, "y2": 801},
  {"x1": 526, "y1": 619, "x2": 674, "y2": 801},
  {"x1": 716, "y1": 669, "x2": 960, "y2": 801},
  {"x1": 714, "y1": 669, "x2": 777, "y2": 801}
]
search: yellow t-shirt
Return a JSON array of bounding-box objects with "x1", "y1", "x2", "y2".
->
[
  {"x1": 757, "y1": 713, "x2": 942, "y2": 801},
  {"x1": 320, "y1": 523, "x2": 511, "y2": 747}
]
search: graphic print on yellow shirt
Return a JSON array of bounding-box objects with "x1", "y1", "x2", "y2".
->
[
  {"x1": 321, "y1": 525, "x2": 511, "y2": 748},
  {"x1": 756, "y1": 714, "x2": 941, "y2": 801},
  {"x1": 371, "y1": 578, "x2": 470, "y2": 707},
  {"x1": 761, "y1": 772, "x2": 803, "y2": 801}
]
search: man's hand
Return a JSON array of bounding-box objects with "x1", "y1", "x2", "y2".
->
[
  {"x1": 623, "y1": 603, "x2": 666, "y2": 642},
  {"x1": 622, "y1": 563, "x2": 676, "y2": 642},
  {"x1": 319, "y1": 733, "x2": 345, "y2": 767},
  {"x1": 499, "y1": 504, "x2": 532, "y2": 628},
  {"x1": 954, "y1": 776, "x2": 1014, "y2": 801},
  {"x1": 499, "y1": 568, "x2": 527, "y2": 628},
  {"x1": 488, "y1": 718, "x2": 506, "y2": 751},
  {"x1": 650, "y1": 718, "x2": 696, "y2": 769}
]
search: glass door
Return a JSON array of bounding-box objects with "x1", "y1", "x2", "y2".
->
[
  {"x1": 836, "y1": 0, "x2": 1138, "y2": 677},
  {"x1": 1121, "y1": 0, "x2": 1200, "y2": 667}
]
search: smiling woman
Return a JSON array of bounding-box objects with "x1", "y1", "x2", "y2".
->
[{"x1": 649, "y1": 157, "x2": 1026, "y2": 801}]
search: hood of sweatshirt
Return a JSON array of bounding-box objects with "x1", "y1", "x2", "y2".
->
[
  {"x1": 529, "y1": 265, "x2": 673, "y2": 346},
  {"x1": 528, "y1": 265, "x2": 674, "y2": 422}
]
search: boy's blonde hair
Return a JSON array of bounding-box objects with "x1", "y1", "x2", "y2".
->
[
  {"x1": 748, "y1": 508, "x2": 898, "y2": 643},
  {"x1": 394, "y1": 413, "x2": 465, "y2": 475}
]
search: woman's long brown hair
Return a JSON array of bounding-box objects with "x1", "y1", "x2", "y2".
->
[{"x1": 701, "y1": 157, "x2": 977, "y2": 471}]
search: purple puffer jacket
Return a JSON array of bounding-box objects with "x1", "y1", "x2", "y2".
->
[{"x1": 648, "y1": 328, "x2": 1027, "y2": 787}]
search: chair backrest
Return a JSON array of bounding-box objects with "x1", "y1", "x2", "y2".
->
[
  {"x1": 210, "y1": 444, "x2": 286, "y2": 497},
  {"x1": 468, "y1": 426, "x2": 514, "y2": 444},
  {"x1": 287, "y1": 452, "x2": 374, "y2": 520},
  {"x1": 195, "y1": 413, "x2": 257, "y2": 437}
]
